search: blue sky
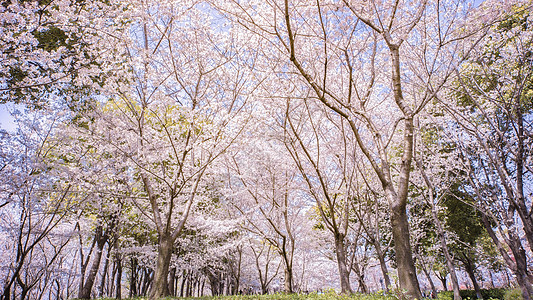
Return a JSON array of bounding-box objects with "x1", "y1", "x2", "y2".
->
[{"x1": 0, "y1": 104, "x2": 17, "y2": 132}]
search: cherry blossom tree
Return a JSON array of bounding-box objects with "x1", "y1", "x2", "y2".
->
[
  {"x1": 226, "y1": 133, "x2": 307, "y2": 293},
  {"x1": 0, "y1": 110, "x2": 79, "y2": 300},
  {"x1": 283, "y1": 99, "x2": 361, "y2": 294},
  {"x1": 212, "y1": 0, "x2": 505, "y2": 297}
]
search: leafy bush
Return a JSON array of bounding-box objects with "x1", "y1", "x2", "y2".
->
[
  {"x1": 503, "y1": 289, "x2": 523, "y2": 300},
  {"x1": 437, "y1": 288, "x2": 508, "y2": 300}
]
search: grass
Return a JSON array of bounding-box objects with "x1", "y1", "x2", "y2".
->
[
  {"x1": 96, "y1": 291, "x2": 401, "y2": 300},
  {"x1": 95, "y1": 288, "x2": 516, "y2": 300}
]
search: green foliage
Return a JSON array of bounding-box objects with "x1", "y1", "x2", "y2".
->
[
  {"x1": 442, "y1": 189, "x2": 484, "y2": 247},
  {"x1": 438, "y1": 288, "x2": 508, "y2": 300},
  {"x1": 32, "y1": 26, "x2": 70, "y2": 52},
  {"x1": 503, "y1": 288, "x2": 523, "y2": 300}
]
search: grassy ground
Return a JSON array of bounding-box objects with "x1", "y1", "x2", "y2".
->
[
  {"x1": 99, "y1": 291, "x2": 400, "y2": 300},
  {"x1": 94, "y1": 288, "x2": 516, "y2": 300}
]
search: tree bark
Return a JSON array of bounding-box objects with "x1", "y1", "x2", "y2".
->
[
  {"x1": 169, "y1": 267, "x2": 176, "y2": 297},
  {"x1": 375, "y1": 241, "x2": 392, "y2": 293},
  {"x1": 436, "y1": 272, "x2": 448, "y2": 291},
  {"x1": 416, "y1": 157, "x2": 462, "y2": 300},
  {"x1": 115, "y1": 256, "x2": 122, "y2": 300},
  {"x1": 461, "y1": 254, "x2": 482, "y2": 299},
  {"x1": 180, "y1": 270, "x2": 187, "y2": 297},
  {"x1": 334, "y1": 234, "x2": 353, "y2": 294},
  {"x1": 129, "y1": 257, "x2": 137, "y2": 298},
  {"x1": 418, "y1": 256, "x2": 437, "y2": 298},
  {"x1": 283, "y1": 261, "x2": 293, "y2": 293},
  {"x1": 386, "y1": 44, "x2": 422, "y2": 298},
  {"x1": 149, "y1": 233, "x2": 173, "y2": 300},
  {"x1": 78, "y1": 225, "x2": 107, "y2": 299},
  {"x1": 389, "y1": 190, "x2": 422, "y2": 299},
  {"x1": 98, "y1": 242, "x2": 113, "y2": 298}
]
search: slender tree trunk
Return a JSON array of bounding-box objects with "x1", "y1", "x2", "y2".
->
[
  {"x1": 437, "y1": 272, "x2": 448, "y2": 291},
  {"x1": 79, "y1": 226, "x2": 107, "y2": 299},
  {"x1": 110, "y1": 261, "x2": 117, "y2": 296},
  {"x1": 129, "y1": 257, "x2": 137, "y2": 298},
  {"x1": 420, "y1": 259, "x2": 437, "y2": 298},
  {"x1": 98, "y1": 243, "x2": 112, "y2": 298},
  {"x1": 115, "y1": 256, "x2": 122, "y2": 300},
  {"x1": 169, "y1": 267, "x2": 176, "y2": 297},
  {"x1": 141, "y1": 268, "x2": 153, "y2": 296},
  {"x1": 234, "y1": 246, "x2": 242, "y2": 295},
  {"x1": 461, "y1": 254, "x2": 482, "y2": 299},
  {"x1": 434, "y1": 215, "x2": 461, "y2": 300},
  {"x1": 334, "y1": 234, "x2": 353, "y2": 294},
  {"x1": 355, "y1": 271, "x2": 368, "y2": 294},
  {"x1": 149, "y1": 233, "x2": 173, "y2": 300},
  {"x1": 187, "y1": 274, "x2": 192, "y2": 297},
  {"x1": 417, "y1": 156, "x2": 462, "y2": 300},
  {"x1": 375, "y1": 241, "x2": 392, "y2": 293},
  {"x1": 488, "y1": 271, "x2": 494, "y2": 289},
  {"x1": 180, "y1": 270, "x2": 187, "y2": 297}
]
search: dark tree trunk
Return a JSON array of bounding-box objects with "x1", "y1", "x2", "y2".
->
[
  {"x1": 180, "y1": 270, "x2": 187, "y2": 297},
  {"x1": 149, "y1": 233, "x2": 173, "y2": 300},
  {"x1": 283, "y1": 266, "x2": 293, "y2": 294},
  {"x1": 508, "y1": 234, "x2": 533, "y2": 300},
  {"x1": 207, "y1": 270, "x2": 223, "y2": 296},
  {"x1": 79, "y1": 225, "x2": 108, "y2": 299},
  {"x1": 437, "y1": 272, "x2": 448, "y2": 291},
  {"x1": 375, "y1": 241, "x2": 392, "y2": 293},
  {"x1": 420, "y1": 259, "x2": 437, "y2": 298},
  {"x1": 115, "y1": 256, "x2": 122, "y2": 300},
  {"x1": 334, "y1": 234, "x2": 353, "y2": 294},
  {"x1": 98, "y1": 242, "x2": 112, "y2": 298},
  {"x1": 168, "y1": 267, "x2": 176, "y2": 297},
  {"x1": 389, "y1": 193, "x2": 422, "y2": 299},
  {"x1": 461, "y1": 254, "x2": 482, "y2": 299},
  {"x1": 129, "y1": 257, "x2": 137, "y2": 298}
]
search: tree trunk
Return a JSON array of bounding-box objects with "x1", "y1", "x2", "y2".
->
[
  {"x1": 420, "y1": 259, "x2": 437, "y2": 298},
  {"x1": 479, "y1": 206, "x2": 533, "y2": 300},
  {"x1": 180, "y1": 270, "x2": 187, "y2": 297},
  {"x1": 387, "y1": 43, "x2": 422, "y2": 300},
  {"x1": 98, "y1": 242, "x2": 112, "y2": 298},
  {"x1": 434, "y1": 217, "x2": 461, "y2": 300},
  {"x1": 334, "y1": 234, "x2": 353, "y2": 294},
  {"x1": 115, "y1": 256, "x2": 122, "y2": 300},
  {"x1": 129, "y1": 257, "x2": 137, "y2": 298},
  {"x1": 508, "y1": 234, "x2": 533, "y2": 300},
  {"x1": 417, "y1": 155, "x2": 462, "y2": 300},
  {"x1": 149, "y1": 233, "x2": 173, "y2": 300},
  {"x1": 462, "y1": 254, "x2": 482, "y2": 299},
  {"x1": 375, "y1": 241, "x2": 392, "y2": 293},
  {"x1": 389, "y1": 194, "x2": 422, "y2": 299},
  {"x1": 168, "y1": 267, "x2": 176, "y2": 297},
  {"x1": 283, "y1": 264, "x2": 293, "y2": 293},
  {"x1": 207, "y1": 269, "x2": 222, "y2": 296},
  {"x1": 437, "y1": 272, "x2": 448, "y2": 291},
  {"x1": 78, "y1": 226, "x2": 107, "y2": 299},
  {"x1": 233, "y1": 247, "x2": 242, "y2": 295}
]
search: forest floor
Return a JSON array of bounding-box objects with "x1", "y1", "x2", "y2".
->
[
  {"x1": 95, "y1": 288, "x2": 518, "y2": 300},
  {"x1": 97, "y1": 292, "x2": 413, "y2": 300}
]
